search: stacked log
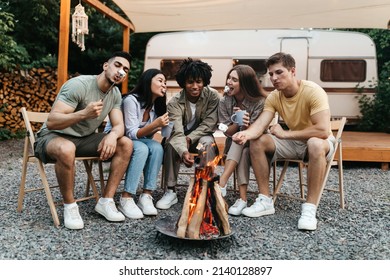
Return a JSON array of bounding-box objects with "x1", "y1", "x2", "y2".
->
[
  {"x1": 177, "y1": 177, "x2": 195, "y2": 239},
  {"x1": 177, "y1": 175, "x2": 231, "y2": 240},
  {"x1": 186, "y1": 179, "x2": 209, "y2": 239},
  {"x1": 0, "y1": 68, "x2": 59, "y2": 133}
]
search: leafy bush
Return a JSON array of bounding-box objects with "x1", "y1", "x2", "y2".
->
[
  {"x1": 357, "y1": 62, "x2": 390, "y2": 133},
  {"x1": 0, "y1": 11, "x2": 30, "y2": 71},
  {"x1": 0, "y1": 128, "x2": 13, "y2": 140},
  {"x1": 0, "y1": 128, "x2": 25, "y2": 141},
  {"x1": 128, "y1": 57, "x2": 144, "y2": 89}
]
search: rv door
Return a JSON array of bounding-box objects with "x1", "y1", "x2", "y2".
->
[{"x1": 280, "y1": 38, "x2": 309, "y2": 80}]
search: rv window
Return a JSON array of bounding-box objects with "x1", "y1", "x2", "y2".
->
[
  {"x1": 233, "y1": 59, "x2": 267, "y2": 78},
  {"x1": 320, "y1": 60, "x2": 366, "y2": 82},
  {"x1": 160, "y1": 59, "x2": 184, "y2": 80}
]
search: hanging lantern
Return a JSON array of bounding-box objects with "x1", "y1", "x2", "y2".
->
[{"x1": 72, "y1": 3, "x2": 89, "y2": 51}]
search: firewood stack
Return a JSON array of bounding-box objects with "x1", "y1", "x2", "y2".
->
[{"x1": 0, "y1": 68, "x2": 59, "y2": 133}]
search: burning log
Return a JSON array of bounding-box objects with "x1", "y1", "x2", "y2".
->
[
  {"x1": 187, "y1": 179, "x2": 208, "y2": 239},
  {"x1": 177, "y1": 177, "x2": 194, "y2": 238},
  {"x1": 213, "y1": 182, "x2": 231, "y2": 235},
  {"x1": 176, "y1": 165, "x2": 231, "y2": 240}
]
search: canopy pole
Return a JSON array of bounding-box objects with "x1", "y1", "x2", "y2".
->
[
  {"x1": 57, "y1": 0, "x2": 134, "y2": 94},
  {"x1": 57, "y1": 0, "x2": 70, "y2": 93}
]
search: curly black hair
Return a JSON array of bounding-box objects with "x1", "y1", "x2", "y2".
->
[{"x1": 175, "y1": 58, "x2": 213, "y2": 88}]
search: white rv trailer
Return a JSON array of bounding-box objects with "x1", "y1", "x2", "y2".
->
[{"x1": 144, "y1": 29, "x2": 378, "y2": 122}]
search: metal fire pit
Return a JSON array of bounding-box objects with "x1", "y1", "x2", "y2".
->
[{"x1": 155, "y1": 216, "x2": 235, "y2": 241}]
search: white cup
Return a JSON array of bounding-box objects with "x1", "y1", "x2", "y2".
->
[
  {"x1": 161, "y1": 121, "x2": 174, "y2": 138},
  {"x1": 231, "y1": 110, "x2": 247, "y2": 126}
]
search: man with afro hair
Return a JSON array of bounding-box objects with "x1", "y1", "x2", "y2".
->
[{"x1": 156, "y1": 58, "x2": 220, "y2": 210}]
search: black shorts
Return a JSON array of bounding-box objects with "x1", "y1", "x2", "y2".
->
[{"x1": 34, "y1": 132, "x2": 106, "y2": 164}]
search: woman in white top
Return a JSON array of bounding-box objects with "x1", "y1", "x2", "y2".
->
[{"x1": 105, "y1": 69, "x2": 169, "y2": 219}]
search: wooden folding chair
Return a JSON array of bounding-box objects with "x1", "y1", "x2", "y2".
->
[
  {"x1": 17, "y1": 107, "x2": 104, "y2": 227},
  {"x1": 272, "y1": 117, "x2": 347, "y2": 208}
]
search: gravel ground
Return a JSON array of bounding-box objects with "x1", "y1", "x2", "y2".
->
[{"x1": 0, "y1": 138, "x2": 389, "y2": 260}]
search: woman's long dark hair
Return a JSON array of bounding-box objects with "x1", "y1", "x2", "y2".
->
[{"x1": 123, "y1": 68, "x2": 167, "y2": 117}]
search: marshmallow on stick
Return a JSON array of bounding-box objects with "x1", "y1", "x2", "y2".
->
[{"x1": 102, "y1": 70, "x2": 126, "y2": 101}]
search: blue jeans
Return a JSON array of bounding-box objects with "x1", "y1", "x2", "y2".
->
[{"x1": 124, "y1": 138, "x2": 164, "y2": 195}]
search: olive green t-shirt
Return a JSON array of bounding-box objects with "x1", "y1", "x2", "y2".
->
[{"x1": 37, "y1": 75, "x2": 121, "y2": 137}]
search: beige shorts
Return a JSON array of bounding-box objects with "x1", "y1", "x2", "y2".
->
[{"x1": 270, "y1": 134, "x2": 336, "y2": 163}]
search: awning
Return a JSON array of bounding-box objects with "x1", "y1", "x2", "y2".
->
[{"x1": 112, "y1": 0, "x2": 390, "y2": 33}]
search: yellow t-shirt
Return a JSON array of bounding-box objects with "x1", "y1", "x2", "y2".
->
[{"x1": 264, "y1": 80, "x2": 329, "y2": 132}]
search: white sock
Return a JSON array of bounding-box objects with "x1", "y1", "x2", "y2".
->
[
  {"x1": 64, "y1": 202, "x2": 77, "y2": 209},
  {"x1": 99, "y1": 197, "x2": 113, "y2": 204}
]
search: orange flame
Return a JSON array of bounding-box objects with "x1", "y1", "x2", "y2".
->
[
  {"x1": 185, "y1": 154, "x2": 222, "y2": 238},
  {"x1": 182, "y1": 144, "x2": 224, "y2": 239}
]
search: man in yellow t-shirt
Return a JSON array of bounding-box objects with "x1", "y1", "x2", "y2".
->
[{"x1": 232, "y1": 52, "x2": 335, "y2": 231}]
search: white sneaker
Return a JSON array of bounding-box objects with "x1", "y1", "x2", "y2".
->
[
  {"x1": 242, "y1": 194, "x2": 275, "y2": 218},
  {"x1": 298, "y1": 203, "x2": 318, "y2": 230},
  {"x1": 118, "y1": 197, "x2": 144, "y2": 219},
  {"x1": 64, "y1": 204, "x2": 84, "y2": 230},
  {"x1": 156, "y1": 189, "x2": 178, "y2": 210},
  {"x1": 95, "y1": 198, "x2": 125, "y2": 222},
  {"x1": 228, "y1": 198, "x2": 247, "y2": 216},
  {"x1": 137, "y1": 193, "x2": 158, "y2": 215}
]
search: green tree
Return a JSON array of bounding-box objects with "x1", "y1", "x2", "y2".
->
[
  {"x1": 67, "y1": 0, "x2": 124, "y2": 75},
  {"x1": 0, "y1": 10, "x2": 29, "y2": 70},
  {"x1": 346, "y1": 29, "x2": 390, "y2": 133},
  {"x1": 347, "y1": 29, "x2": 390, "y2": 75},
  {"x1": 128, "y1": 32, "x2": 159, "y2": 87},
  {"x1": 356, "y1": 60, "x2": 390, "y2": 133},
  {"x1": 1, "y1": 0, "x2": 59, "y2": 68},
  {"x1": 0, "y1": 0, "x2": 150, "y2": 86}
]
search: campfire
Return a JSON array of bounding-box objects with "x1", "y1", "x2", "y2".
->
[{"x1": 176, "y1": 152, "x2": 231, "y2": 240}]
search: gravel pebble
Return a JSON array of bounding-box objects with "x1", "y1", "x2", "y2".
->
[{"x1": 0, "y1": 139, "x2": 389, "y2": 260}]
